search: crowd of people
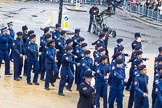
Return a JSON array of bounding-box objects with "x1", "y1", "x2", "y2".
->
[{"x1": 0, "y1": 21, "x2": 162, "y2": 108}]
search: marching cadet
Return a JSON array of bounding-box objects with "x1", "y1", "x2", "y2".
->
[
  {"x1": 111, "y1": 52, "x2": 122, "y2": 70},
  {"x1": 56, "y1": 30, "x2": 66, "y2": 71},
  {"x1": 58, "y1": 46, "x2": 80, "y2": 96},
  {"x1": 0, "y1": 27, "x2": 12, "y2": 75},
  {"x1": 128, "y1": 59, "x2": 143, "y2": 108},
  {"x1": 154, "y1": 64, "x2": 162, "y2": 108},
  {"x1": 7, "y1": 22, "x2": 15, "y2": 61},
  {"x1": 113, "y1": 38, "x2": 123, "y2": 55},
  {"x1": 13, "y1": 32, "x2": 25, "y2": 81},
  {"x1": 109, "y1": 59, "x2": 128, "y2": 108},
  {"x1": 26, "y1": 34, "x2": 39, "y2": 85},
  {"x1": 52, "y1": 23, "x2": 61, "y2": 40},
  {"x1": 77, "y1": 70, "x2": 95, "y2": 108},
  {"x1": 96, "y1": 32, "x2": 105, "y2": 48},
  {"x1": 95, "y1": 55, "x2": 110, "y2": 108},
  {"x1": 132, "y1": 32, "x2": 142, "y2": 50},
  {"x1": 74, "y1": 37, "x2": 85, "y2": 56},
  {"x1": 72, "y1": 29, "x2": 82, "y2": 49},
  {"x1": 80, "y1": 50, "x2": 93, "y2": 82},
  {"x1": 40, "y1": 27, "x2": 50, "y2": 44},
  {"x1": 134, "y1": 65, "x2": 149, "y2": 108},
  {"x1": 45, "y1": 40, "x2": 58, "y2": 90},
  {"x1": 40, "y1": 34, "x2": 52, "y2": 81}
]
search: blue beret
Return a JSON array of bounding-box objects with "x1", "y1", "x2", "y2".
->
[
  {"x1": 135, "y1": 50, "x2": 143, "y2": 55},
  {"x1": 16, "y1": 32, "x2": 23, "y2": 36},
  {"x1": 81, "y1": 43, "x2": 87, "y2": 48},
  {"x1": 139, "y1": 65, "x2": 146, "y2": 71},
  {"x1": 28, "y1": 30, "x2": 34, "y2": 35},
  {"x1": 157, "y1": 56, "x2": 162, "y2": 62},
  {"x1": 77, "y1": 37, "x2": 85, "y2": 42},
  {"x1": 98, "y1": 48, "x2": 105, "y2": 53},
  {"x1": 134, "y1": 32, "x2": 141, "y2": 38},
  {"x1": 135, "y1": 59, "x2": 143, "y2": 66},
  {"x1": 1, "y1": 27, "x2": 8, "y2": 32},
  {"x1": 114, "y1": 52, "x2": 122, "y2": 57},
  {"x1": 65, "y1": 46, "x2": 73, "y2": 50},
  {"x1": 135, "y1": 45, "x2": 142, "y2": 51},
  {"x1": 158, "y1": 47, "x2": 162, "y2": 52},
  {"x1": 101, "y1": 55, "x2": 108, "y2": 60},
  {"x1": 29, "y1": 34, "x2": 36, "y2": 40},
  {"x1": 22, "y1": 25, "x2": 28, "y2": 31},
  {"x1": 7, "y1": 22, "x2": 13, "y2": 26},
  {"x1": 47, "y1": 39, "x2": 55, "y2": 46},
  {"x1": 116, "y1": 59, "x2": 123, "y2": 64},
  {"x1": 117, "y1": 46, "x2": 124, "y2": 51},
  {"x1": 99, "y1": 32, "x2": 105, "y2": 38},
  {"x1": 56, "y1": 23, "x2": 61, "y2": 28},
  {"x1": 158, "y1": 64, "x2": 162, "y2": 70},
  {"x1": 84, "y1": 70, "x2": 93, "y2": 78},
  {"x1": 116, "y1": 38, "x2": 123, "y2": 43},
  {"x1": 75, "y1": 29, "x2": 80, "y2": 33},
  {"x1": 61, "y1": 30, "x2": 66, "y2": 35},
  {"x1": 44, "y1": 27, "x2": 50, "y2": 33},
  {"x1": 84, "y1": 50, "x2": 91, "y2": 55},
  {"x1": 96, "y1": 43, "x2": 102, "y2": 48},
  {"x1": 103, "y1": 28, "x2": 108, "y2": 32},
  {"x1": 66, "y1": 38, "x2": 73, "y2": 44},
  {"x1": 44, "y1": 34, "x2": 52, "y2": 38}
]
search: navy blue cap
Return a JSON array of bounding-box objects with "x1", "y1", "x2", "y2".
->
[
  {"x1": 47, "y1": 39, "x2": 55, "y2": 46},
  {"x1": 96, "y1": 43, "x2": 102, "y2": 48},
  {"x1": 135, "y1": 50, "x2": 143, "y2": 55},
  {"x1": 84, "y1": 70, "x2": 93, "y2": 78},
  {"x1": 117, "y1": 46, "x2": 124, "y2": 51},
  {"x1": 77, "y1": 37, "x2": 85, "y2": 42},
  {"x1": 157, "y1": 56, "x2": 162, "y2": 62},
  {"x1": 84, "y1": 50, "x2": 91, "y2": 55},
  {"x1": 29, "y1": 34, "x2": 36, "y2": 40},
  {"x1": 116, "y1": 59, "x2": 123, "y2": 64},
  {"x1": 139, "y1": 65, "x2": 146, "y2": 71},
  {"x1": 16, "y1": 32, "x2": 23, "y2": 36},
  {"x1": 103, "y1": 28, "x2": 108, "y2": 32},
  {"x1": 7, "y1": 22, "x2": 13, "y2": 26},
  {"x1": 1, "y1": 27, "x2": 7, "y2": 31},
  {"x1": 22, "y1": 25, "x2": 28, "y2": 31},
  {"x1": 81, "y1": 43, "x2": 87, "y2": 48},
  {"x1": 28, "y1": 30, "x2": 34, "y2": 35},
  {"x1": 66, "y1": 38, "x2": 73, "y2": 44},
  {"x1": 116, "y1": 38, "x2": 123, "y2": 43},
  {"x1": 44, "y1": 34, "x2": 52, "y2": 38},
  {"x1": 56, "y1": 23, "x2": 61, "y2": 28},
  {"x1": 135, "y1": 45, "x2": 142, "y2": 51},
  {"x1": 101, "y1": 55, "x2": 108, "y2": 60},
  {"x1": 44, "y1": 27, "x2": 50, "y2": 33},
  {"x1": 114, "y1": 52, "x2": 122, "y2": 57},
  {"x1": 157, "y1": 64, "x2": 162, "y2": 70},
  {"x1": 158, "y1": 47, "x2": 162, "y2": 52},
  {"x1": 134, "y1": 32, "x2": 141, "y2": 38},
  {"x1": 75, "y1": 29, "x2": 80, "y2": 33},
  {"x1": 98, "y1": 48, "x2": 105, "y2": 53},
  {"x1": 65, "y1": 46, "x2": 73, "y2": 50},
  {"x1": 99, "y1": 32, "x2": 105, "y2": 38},
  {"x1": 135, "y1": 59, "x2": 143, "y2": 66},
  {"x1": 61, "y1": 30, "x2": 66, "y2": 35}
]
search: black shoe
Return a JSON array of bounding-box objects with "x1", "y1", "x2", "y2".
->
[
  {"x1": 19, "y1": 76, "x2": 22, "y2": 79},
  {"x1": 92, "y1": 42, "x2": 96, "y2": 45},
  {"x1": 58, "y1": 93, "x2": 65, "y2": 96},
  {"x1": 5, "y1": 73, "x2": 13, "y2": 75},
  {"x1": 40, "y1": 78, "x2": 45, "y2": 81},
  {"x1": 45, "y1": 88, "x2": 50, "y2": 90},
  {"x1": 51, "y1": 83, "x2": 55, "y2": 87},
  {"x1": 66, "y1": 87, "x2": 72, "y2": 92},
  {"x1": 23, "y1": 74, "x2": 26, "y2": 76},
  {"x1": 10, "y1": 59, "x2": 14, "y2": 62},
  {"x1": 27, "y1": 82, "x2": 33, "y2": 85},
  {"x1": 14, "y1": 78, "x2": 20, "y2": 81},
  {"x1": 33, "y1": 82, "x2": 39, "y2": 85}
]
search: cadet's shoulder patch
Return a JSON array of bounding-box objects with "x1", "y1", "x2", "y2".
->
[
  {"x1": 65, "y1": 57, "x2": 69, "y2": 60},
  {"x1": 82, "y1": 87, "x2": 87, "y2": 91},
  {"x1": 97, "y1": 70, "x2": 100, "y2": 73},
  {"x1": 46, "y1": 51, "x2": 48, "y2": 54},
  {"x1": 134, "y1": 81, "x2": 138, "y2": 85}
]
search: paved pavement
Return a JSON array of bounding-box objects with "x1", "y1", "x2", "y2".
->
[{"x1": 0, "y1": 1, "x2": 161, "y2": 108}]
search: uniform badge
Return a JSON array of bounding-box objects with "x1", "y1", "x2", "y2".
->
[
  {"x1": 82, "y1": 87, "x2": 87, "y2": 91},
  {"x1": 65, "y1": 57, "x2": 69, "y2": 60},
  {"x1": 134, "y1": 81, "x2": 138, "y2": 85}
]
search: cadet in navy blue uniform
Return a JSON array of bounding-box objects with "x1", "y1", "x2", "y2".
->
[
  {"x1": 45, "y1": 40, "x2": 58, "y2": 90},
  {"x1": 131, "y1": 32, "x2": 142, "y2": 50},
  {"x1": 93, "y1": 43, "x2": 102, "y2": 59},
  {"x1": 109, "y1": 59, "x2": 128, "y2": 108},
  {"x1": 77, "y1": 70, "x2": 95, "y2": 108},
  {"x1": 111, "y1": 52, "x2": 122, "y2": 70},
  {"x1": 0, "y1": 27, "x2": 12, "y2": 75},
  {"x1": 74, "y1": 37, "x2": 85, "y2": 56},
  {"x1": 7, "y1": 22, "x2": 15, "y2": 61},
  {"x1": 114, "y1": 38, "x2": 123, "y2": 55},
  {"x1": 96, "y1": 33, "x2": 105, "y2": 48},
  {"x1": 95, "y1": 55, "x2": 110, "y2": 108},
  {"x1": 39, "y1": 34, "x2": 52, "y2": 81},
  {"x1": 134, "y1": 65, "x2": 149, "y2": 108},
  {"x1": 52, "y1": 23, "x2": 61, "y2": 40},
  {"x1": 56, "y1": 30, "x2": 66, "y2": 71},
  {"x1": 26, "y1": 34, "x2": 39, "y2": 85},
  {"x1": 72, "y1": 29, "x2": 82, "y2": 49},
  {"x1": 58, "y1": 46, "x2": 80, "y2": 96},
  {"x1": 40, "y1": 27, "x2": 50, "y2": 44},
  {"x1": 80, "y1": 50, "x2": 93, "y2": 82},
  {"x1": 13, "y1": 32, "x2": 25, "y2": 81}
]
